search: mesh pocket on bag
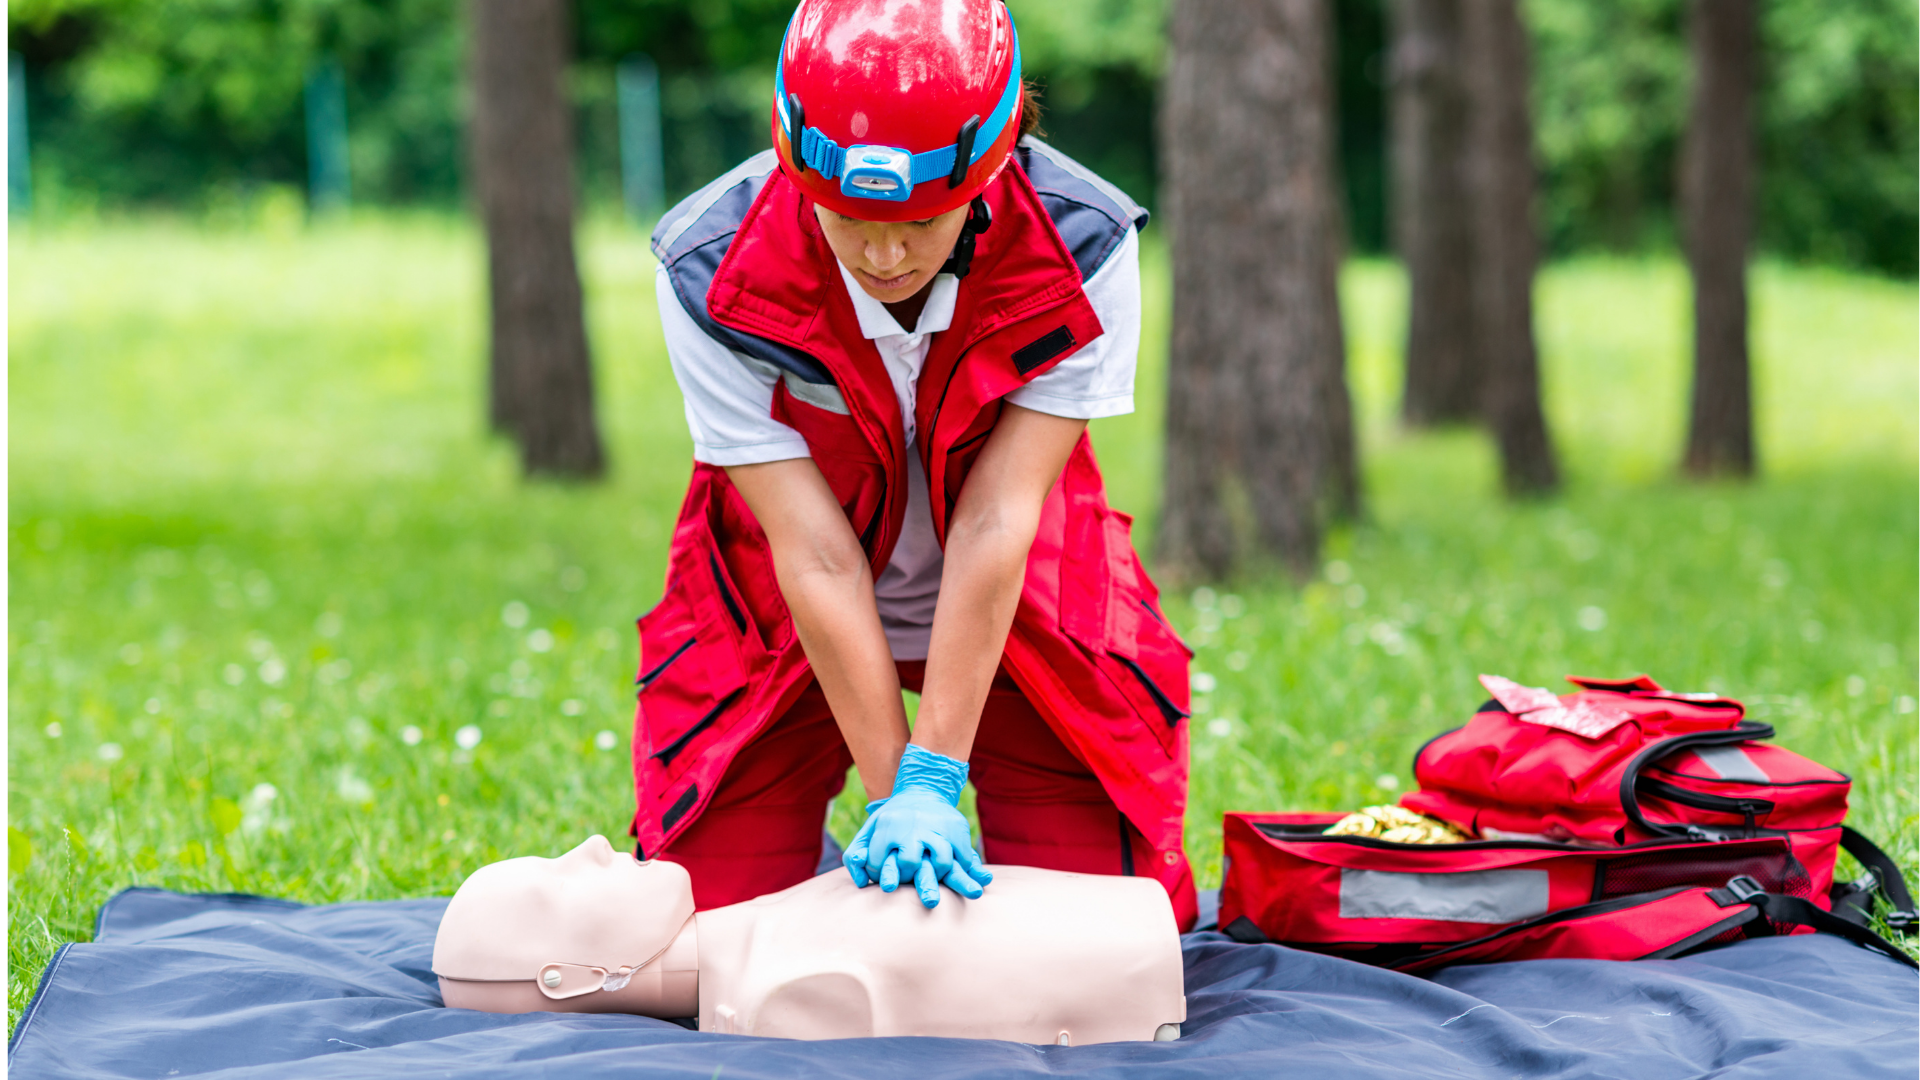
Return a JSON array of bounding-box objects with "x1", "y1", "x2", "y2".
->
[{"x1": 1593, "y1": 847, "x2": 1793, "y2": 901}]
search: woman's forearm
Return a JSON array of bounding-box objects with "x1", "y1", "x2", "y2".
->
[
  {"x1": 777, "y1": 556, "x2": 910, "y2": 801},
  {"x1": 725, "y1": 459, "x2": 908, "y2": 803},
  {"x1": 911, "y1": 512, "x2": 1035, "y2": 761},
  {"x1": 913, "y1": 405, "x2": 1090, "y2": 762}
]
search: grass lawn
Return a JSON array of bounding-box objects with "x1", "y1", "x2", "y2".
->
[{"x1": 9, "y1": 214, "x2": 1916, "y2": 1028}]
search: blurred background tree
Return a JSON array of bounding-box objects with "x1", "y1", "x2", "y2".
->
[{"x1": 7, "y1": 0, "x2": 1911, "y2": 276}]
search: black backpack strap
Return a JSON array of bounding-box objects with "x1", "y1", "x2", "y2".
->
[
  {"x1": 1709, "y1": 875, "x2": 1917, "y2": 969},
  {"x1": 1618, "y1": 722, "x2": 1776, "y2": 840},
  {"x1": 1829, "y1": 826, "x2": 1918, "y2": 933}
]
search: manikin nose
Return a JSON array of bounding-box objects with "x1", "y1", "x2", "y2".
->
[{"x1": 573, "y1": 834, "x2": 616, "y2": 866}]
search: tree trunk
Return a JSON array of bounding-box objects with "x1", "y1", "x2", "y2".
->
[
  {"x1": 1463, "y1": 0, "x2": 1557, "y2": 495},
  {"x1": 470, "y1": 0, "x2": 605, "y2": 477},
  {"x1": 1681, "y1": 0, "x2": 1756, "y2": 478},
  {"x1": 1391, "y1": 0, "x2": 1480, "y2": 426},
  {"x1": 1159, "y1": 0, "x2": 1357, "y2": 581}
]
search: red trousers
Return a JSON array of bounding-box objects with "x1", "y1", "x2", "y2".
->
[{"x1": 661, "y1": 662, "x2": 1157, "y2": 910}]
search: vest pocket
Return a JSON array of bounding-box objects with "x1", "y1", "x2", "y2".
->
[
  {"x1": 1059, "y1": 504, "x2": 1193, "y2": 750},
  {"x1": 636, "y1": 538, "x2": 753, "y2": 778}
]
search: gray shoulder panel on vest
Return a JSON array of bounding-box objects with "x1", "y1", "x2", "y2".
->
[
  {"x1": 652, "y1": 149, "x2": 780, "y2": 260},
  {"x1": 1018, "y1": 137, "x2": 1150, "y2": 283},
  {"x1": 651, "y1": 151, "x2": 835, "y2": 387}
]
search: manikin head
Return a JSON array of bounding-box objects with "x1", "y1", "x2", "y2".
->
[{"x1": 432, "y1": 835, "x2": 698, "y2": 1016}]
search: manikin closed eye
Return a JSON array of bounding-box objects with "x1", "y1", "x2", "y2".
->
[{"x1": 433, "y1": 835, "x2": 1186, "y2": 1045}]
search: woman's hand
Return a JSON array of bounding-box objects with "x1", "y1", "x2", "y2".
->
[{"x1": 843, "y1": 746, "x2": 991, "y2": 907}]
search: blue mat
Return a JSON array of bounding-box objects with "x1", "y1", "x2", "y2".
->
[{"x1": 9, "y1": 886, "x2": 1915, "y2": 1078}]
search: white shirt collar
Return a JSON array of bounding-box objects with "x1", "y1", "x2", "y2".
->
[{"x1": 836, "y1": 261, "x2": 959, "y2": 341}]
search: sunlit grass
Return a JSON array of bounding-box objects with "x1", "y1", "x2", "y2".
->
[{"x1": 9, "y1": 216, "x2": 1916, "y2": 1028}]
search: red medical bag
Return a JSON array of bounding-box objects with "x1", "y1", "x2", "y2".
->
[
  {"x1": 1219, "y1": 675, "x2": 1916, "y2": 973},
  {"x1": 1402, "y1": 674, "x2": 1853, "y2": 902}
]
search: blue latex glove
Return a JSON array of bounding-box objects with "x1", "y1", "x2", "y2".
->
[{"x1": 844, "y1": 744, "x2": 993, "y2": 908}]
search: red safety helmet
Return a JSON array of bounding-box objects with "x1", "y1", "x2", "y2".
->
[{"x1": 772, "y1": 0, "x2": 1023, "y2": 223}]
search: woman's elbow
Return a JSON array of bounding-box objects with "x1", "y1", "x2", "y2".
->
[
  {"x1": 780, "y1": 533, "x2": 871, "y2": 592},
  {"x1": 947, "y1": 503, "x2": 1040, "y2": 559}
]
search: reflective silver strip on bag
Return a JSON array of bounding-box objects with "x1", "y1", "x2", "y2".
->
[
  {"x1": 1339, "y1": 868, "x2": 1552, "y2": 923},
  {"x1": 1691, "y1": 745, "x2": 1769, "y2": 782}
]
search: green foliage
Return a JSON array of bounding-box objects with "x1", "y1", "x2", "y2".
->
[
  {"x1": 1528, "y1": 0, "x2": 1918, "y2": 274},
  {"x1": 11, "y1": 0, "x2": 464, "y2": 210},
  {"x1": 10, "y1": 216, "x2": 1917, "y2": 1032},
  {"x1": 13, "y1": 0, "x2": 1909, "y2": 271},
  {"x1": 1757, "y1": 0, "x2": 1919, "y2": 273},
  {"x1": 1527, "y1": 0, "x2": 1688, "y2": 252}
]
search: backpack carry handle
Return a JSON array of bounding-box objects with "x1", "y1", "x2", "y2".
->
[{"x1": 1618, "y1": 722, "x2": 1777, "y2": 840}]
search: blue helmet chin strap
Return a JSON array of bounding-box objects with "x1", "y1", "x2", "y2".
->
[{"x1": 775, "y1": 20, "x2": 1022, "y2": 204}]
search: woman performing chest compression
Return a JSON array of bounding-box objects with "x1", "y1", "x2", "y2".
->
[{"x1": 632, "y1": 0, "x2": 1195, "y2": 928}]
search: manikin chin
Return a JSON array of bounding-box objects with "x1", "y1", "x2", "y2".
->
[{"x1": 433, "y1": 835, "x2": 1187, "y2": 1044}]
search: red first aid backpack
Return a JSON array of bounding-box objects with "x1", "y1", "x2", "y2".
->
[{"x1": 1220, "y1": 675, "x2": 1916, "y2": 974}]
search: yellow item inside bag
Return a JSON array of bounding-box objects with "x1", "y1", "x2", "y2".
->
[{"x1": 1324, "y1": 805, "x2": 1471, "y2": 844}]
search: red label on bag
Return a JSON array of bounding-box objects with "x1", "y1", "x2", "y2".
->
[{"x1": 1479, "y1": 675, "x2": 1633, "y2": 739}]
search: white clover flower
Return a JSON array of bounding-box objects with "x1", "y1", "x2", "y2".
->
[{"x1": 336, "y1": 770, "x2": 374, "y2": 805}]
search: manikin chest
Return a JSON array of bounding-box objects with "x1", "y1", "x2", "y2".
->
[{"x1": 695, "y1": 866, "x2": 1187, "y2": 1043}]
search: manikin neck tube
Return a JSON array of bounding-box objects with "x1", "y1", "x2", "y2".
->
[{"x1": 772, "y1": 14, "x2": 1022, "y2": 198}]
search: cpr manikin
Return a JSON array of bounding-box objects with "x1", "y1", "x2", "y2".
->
[{"x1": 433, "y1": 835, "x2": 1186, "y2": 1044}]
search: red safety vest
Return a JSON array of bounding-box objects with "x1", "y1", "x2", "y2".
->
[{"x1": 633, "y1": 146, "x2": 1196, "y2": 925}]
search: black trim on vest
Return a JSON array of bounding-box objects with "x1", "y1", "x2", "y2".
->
[
  {"x1": 636, "y1": 637, "x2": 696, "y2": 687},
  {"x1": 1012, "y1": 325, "x2": 1078, "y2": 374},
  {"x1": 662, "y1": 784, "x2": 701, "y2": 830},
  {"x1": 1222, "y1": 916, "x2": 1269, "y2": 944},
  {"x1": 708, "y1": 552, "x2": 748, "y2": 634},
  {"x1": 651, "y1": 688, "x2": 743, "y2": 768},
  {"x1": 1110, "y1": 652, "x2": 1189, "y2": 726}
]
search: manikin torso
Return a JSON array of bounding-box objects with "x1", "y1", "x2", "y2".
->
[{"x1": 433, "y1": 836, "x2": 1186, "y2": 1044}]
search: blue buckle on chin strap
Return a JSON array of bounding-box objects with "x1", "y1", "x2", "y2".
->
[{"x1": 775, "y1": 17, "x2": 1022, "y2": 203}]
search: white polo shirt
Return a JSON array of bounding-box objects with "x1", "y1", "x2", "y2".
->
[{"x1": 660, "y1": 226, "x2": 1140, "y2": 660}]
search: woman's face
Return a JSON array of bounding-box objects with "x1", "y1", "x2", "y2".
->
[{"x1": 813, "y1": 202, "x2": 972, "y2": 303}]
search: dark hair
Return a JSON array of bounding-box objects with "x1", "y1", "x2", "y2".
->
[{"x1": 1018, "y1": 80, "x2": 1045, "y2": 139}]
